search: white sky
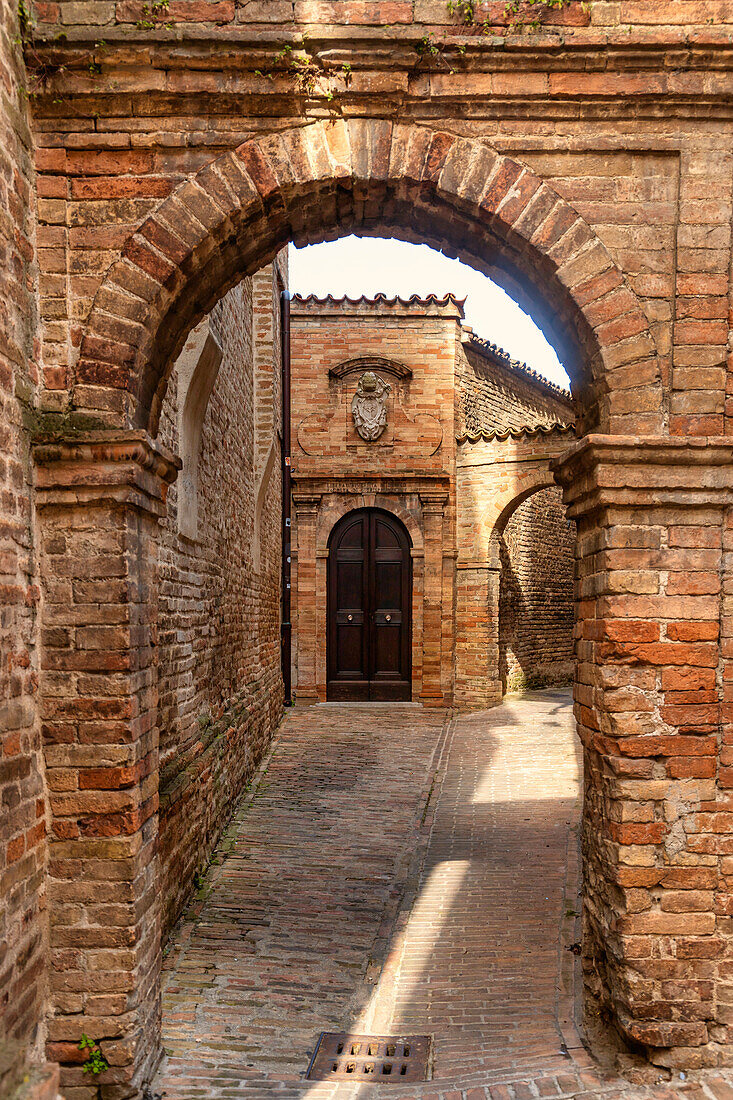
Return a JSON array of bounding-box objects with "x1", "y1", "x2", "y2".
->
[{"x1": 288, "y1": 237, "x2": 571, "y2": 390}]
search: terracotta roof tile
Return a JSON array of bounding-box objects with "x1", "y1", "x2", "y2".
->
[
  {"x1": 456, "y1": 422, "x2": 576, "y2": 445},
  {"x1": 291, "y1": 292, "x2": 466, "y2": 312}
]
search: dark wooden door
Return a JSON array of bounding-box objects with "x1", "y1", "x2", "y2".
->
[{"x1": 327, "y1": 509, "x2": 411, "y2": 701}]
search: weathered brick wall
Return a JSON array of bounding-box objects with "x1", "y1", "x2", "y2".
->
[
  {"x1": 290, "y1": 295, "x2": 458, "y2": 704},
  {"x1": 14, "y1": 0, "x2": 733, "y2": 1076},
  {"x1": 25, "y1": 2, "x2": 732, "y2": 442},
  {"x1": 156, "y1": 266, "x2": 283, "y2": 938},
  {"x1": 0, "y1": 3, "x2": 45, "y2": 1085},
  {"x1": 498, "y1": 486, "x2": 575, "y2": 691},
  {"x1": 457, "y1": 336, "x2": 573, "y2": 437}
]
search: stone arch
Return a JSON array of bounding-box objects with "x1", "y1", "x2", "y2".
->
[{"x1": 77, "y1": 119, "x2": 660, "y2": 437}]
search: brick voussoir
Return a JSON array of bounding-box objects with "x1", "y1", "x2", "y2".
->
[
  {"x1": 513, "y1": 184, "x2": 563, "y2": 246},
  {"x1": 478, "y1": 156, "x2": 525, "y2": 218},
  {"x1": 546, "y1": 221, "x2": 596, "y2": 268},
  {"x1": 422, "y1": 129, "x2": 457, "y2": 184},
  {"x1": 347, "y1": 117, "x2": 393, "y2": 182},
  {"x1": 174, "y1": 178, "x2": 233, "y2": 235},
  {"x1": 495, "y1": 168, "x2": 544, "y2": 228},
  {"x1": 154, "y1": 195, "x2": 213, "y2": 256},
  {"x1": 321, "y1": 117, "x2": 352, "y2": 178},
  {"x1": 390, "y1": 123, "x2": 432, "y2": 186},
  {"x1": 139, "y1": 215, "x2": 192, "y2": 267},
  {"x1": 254, "y1": 131, "x2": 299, "y2": 192},
  {"x1": 121, "y1": 238, "x2": 178, "y2": 288},
  {"x1": 437, "y1": 139, "x2": 498, "y2": 210},
  {"x1": 278, "y1": 126, "x2": 321, "y2": 186},
  {"x1": 93, "y1": 285, "x2": 154, "y2": 328},
  {"x1": 235, "y1": 140, "x2": 280, "y2": 199}
]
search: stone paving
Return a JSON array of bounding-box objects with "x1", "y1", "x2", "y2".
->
[{"x1": 153, "y1": 692, "x2": 733, "y2": 1100}]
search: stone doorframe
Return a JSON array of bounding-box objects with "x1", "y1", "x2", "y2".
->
[
  {"x1": 454, "y1": 427, "x2": 576, "y2": 707},
  {"x1": 291, "y1": 481, "x2": 451, "y2": 706}
]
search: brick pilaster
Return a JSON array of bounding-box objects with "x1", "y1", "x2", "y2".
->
[
  {"x1": 419, "y1": 492, "x2": 448, "y2": 705},
  {"x1": 33, "y1": 432, "x2": 180, "y2": 1098},
  {"x1": 292, "y1": 493, "x2": 321, "y2": 703},
  {"x1": 454, "y1": 551, "x2": 503, "y2": 708},
  {"x1": 554, "y1": 435, "x2": 733, "y2": 1066}
]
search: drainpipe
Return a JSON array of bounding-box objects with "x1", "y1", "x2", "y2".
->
[{"x1": 280, "y1": 288, "x2": 292, "y2": 705}]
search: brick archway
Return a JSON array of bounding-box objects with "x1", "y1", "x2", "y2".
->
[
  {"x1": 455, "y1": 428, "x2": 574, "y2": 708},
  {"x1": 76, "y1": 119, "x2": 660, "y2": 438},
  {"x1": 35, "y1": 119, "x2": 722, "y2": 1094}
]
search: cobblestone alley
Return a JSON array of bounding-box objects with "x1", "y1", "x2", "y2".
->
[{"x1": 153, "y1": 694, "x2": 733, "y2": 1100}]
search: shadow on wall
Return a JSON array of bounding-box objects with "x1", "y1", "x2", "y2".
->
[{"x1": 498, "y1": 486, "x2": 575, "y2": 693}]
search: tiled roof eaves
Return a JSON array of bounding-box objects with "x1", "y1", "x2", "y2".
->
[
  {"x1": 464, "y1": 332, "x2": 573, "y2": 403},
  {"x1": 291, "y1": 292, "x2": 466, "y2": 313},
  {"x1": 456, "y1": 422, "x2": 577, "y2": 445}
]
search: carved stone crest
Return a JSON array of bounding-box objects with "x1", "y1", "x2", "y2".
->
[{"x1": 351, "y1": 371, "x2": 390, "y2": 442}]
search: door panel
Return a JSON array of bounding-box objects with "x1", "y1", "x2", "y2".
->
[{"x1": 327, "y1": 509, "x2": 411, "y2": 701}]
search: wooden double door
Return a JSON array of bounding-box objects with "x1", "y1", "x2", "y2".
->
[{"x1": 327, "y1": 508, "x2": 412, "y2": 701}]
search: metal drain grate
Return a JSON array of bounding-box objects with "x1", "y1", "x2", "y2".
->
[{"x1": 306, "y1": 1032, "x2": 432, "y2": 1082}]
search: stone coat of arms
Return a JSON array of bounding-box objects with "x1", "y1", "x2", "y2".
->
[{"x1": 351, "y1": 371, "x2": 391, "y2": 441}]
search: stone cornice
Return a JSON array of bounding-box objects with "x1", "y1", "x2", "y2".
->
[
  {"x1": 552, "y1": 435, "x2": 733, "y2": 518},
  {"x1": 27, "y1": 25, "x2": 733, "y2": 60},
  {"x1": 33, "y1": 430, "x2": 181, "y2": 518},
  {"x1": 26, "y1": 28, "x2": 733, "y2": 118}
]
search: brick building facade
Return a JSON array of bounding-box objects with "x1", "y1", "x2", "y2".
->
[
  {"x1": 290, "y1": 294, "x2": 575, "y2": 706},
  {"x1": 1, "y1": 0, "x2": 733, "y2": 1092}
]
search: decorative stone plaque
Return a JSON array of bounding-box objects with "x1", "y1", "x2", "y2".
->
[{"x1": 352, "y1": 371, "x2": 390, "y2": 441}]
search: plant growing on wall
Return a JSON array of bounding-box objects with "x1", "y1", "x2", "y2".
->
[
  {"x1": 17, "y1": 0, "x2": 107, "y2": 99},
  {"x1": 447, "y1": 0, "x2": 580, "y2": 34},
  {"x1": 254, "y1": 41, "x2": 352, "y2": 105},
  {"x1": 79, "y1": 1035, "x2": 109, "y2": 1077}
]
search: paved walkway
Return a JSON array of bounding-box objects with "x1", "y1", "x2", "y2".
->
[{"x1": 154, "y1": 692, "x2": 732, "y2": 1100}]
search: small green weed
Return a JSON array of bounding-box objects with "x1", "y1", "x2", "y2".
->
[{"x1": 79, "y1": 1034, "x2": 109, "y2": 1076}]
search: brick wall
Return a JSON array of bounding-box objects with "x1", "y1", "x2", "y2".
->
[
  {"x1": 15, "y1": 0, "x2": 733, "y2": 1072},
  {"x1": 498, "y1": 486, "x2": 575, "y2": 691},
  {"x1": 457, "y1": 337, "x2": 573, "y2": 437},
  {"x1": 290, "y1": 295, "x2": 459, "y2": 705},
  {"x1": 156, "y1": 266, "x2": 283, "y2": 938},
  {"x1": 0, "y1": 2, "x2": 45, "y2": 1086}
]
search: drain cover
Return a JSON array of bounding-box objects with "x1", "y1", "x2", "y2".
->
[{"x1": 306, "y1": 1032, "x2": 432, "y2": 1082}]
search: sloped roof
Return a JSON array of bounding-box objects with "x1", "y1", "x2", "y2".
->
[{"x1": 463, "y1": 330, "x2": 573, "y2": 404}]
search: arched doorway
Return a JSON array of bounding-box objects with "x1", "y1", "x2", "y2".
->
[
  {"x1": 36, "y1": 117, "x2": 697, "y2": 1084},
  {"x1": 327, "y1": 508, "x2": 412, "y2": 701}
]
